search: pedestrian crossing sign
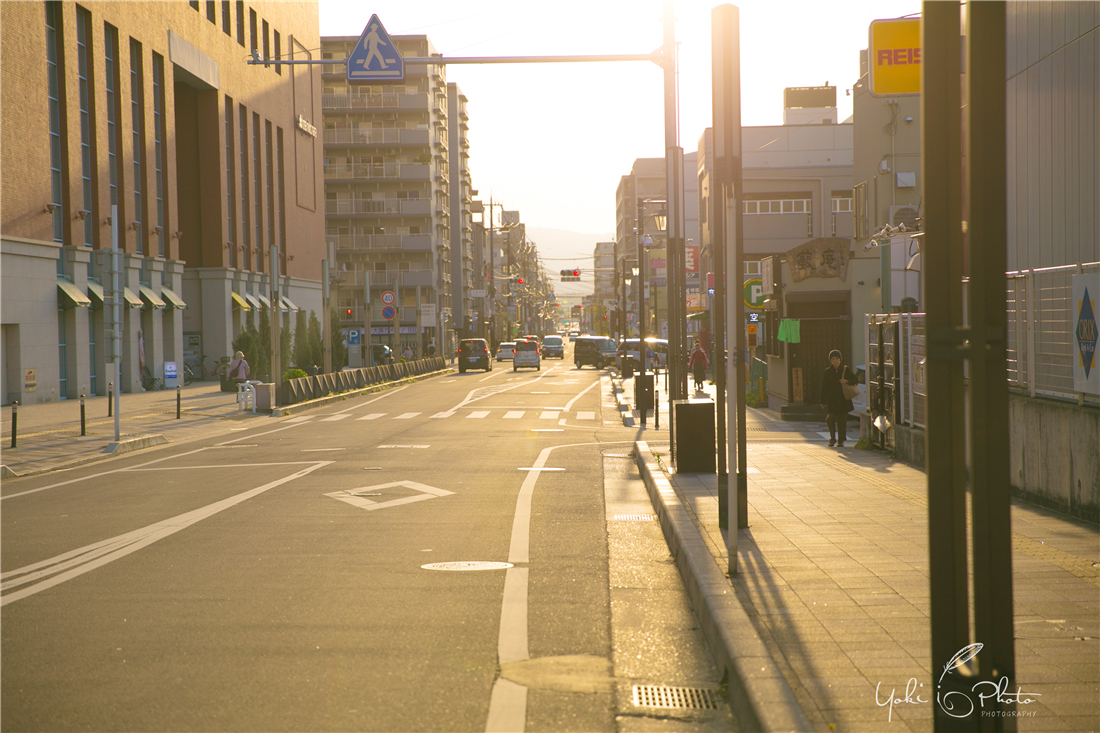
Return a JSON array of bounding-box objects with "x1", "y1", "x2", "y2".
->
[{"x1": 348, "y1": 15, "x2": 404, "y2": 83}]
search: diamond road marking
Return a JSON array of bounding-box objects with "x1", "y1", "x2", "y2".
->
[
  {"x1": 326, "y1": 481, "x2": 454, "y2": 512},
  {"x1": 358, "y1": 413, "x2": 386, "y2": 420}
]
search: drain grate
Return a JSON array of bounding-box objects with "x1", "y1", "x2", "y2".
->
[
  {"x1": 613, "y1": 514, "x2": 657, "y2": 521},
  {"x1": 632, "y1": 685, "x2": 719, "y2": 710}
]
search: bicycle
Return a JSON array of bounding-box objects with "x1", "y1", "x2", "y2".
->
[{"x1": 187, "y1": 355, "x2": 230, "y2": 382}]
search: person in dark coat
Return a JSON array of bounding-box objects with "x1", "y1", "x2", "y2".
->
[{"x1": 819, "y1": 349, "x2": 857, "y2": 447}]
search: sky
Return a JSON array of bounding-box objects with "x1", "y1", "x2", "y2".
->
[{"x1": 318, "y1": 0, "x2": 920, "y2": 241}]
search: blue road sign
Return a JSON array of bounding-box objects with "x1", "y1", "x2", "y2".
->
[
  {"x1": 382, "y1": 305, "x2": 397, "y2": 320},
  {"x1": 347, "y1": 329, "x2": 362, "y2": 346},
  {"x1": 348, "y1": 15, "x2": 404, "y2": 83}
]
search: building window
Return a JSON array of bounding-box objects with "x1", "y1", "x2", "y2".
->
[
  {"x1": 189, "y1": 0, "x2": 199, "y2": 10},
  {"x1": 239, "y1": 105, "x2": 249, "y2": 264},
  {"x1": 206, "y1": 1, "x2": 215, "y2": 23},
  {"x1": 76, "y1": 7, "x2": 94, "y2": 249},
  {"x1": 853, "y1": 181, "x2": 868, "y2": 239},
  {"x1": 221, "y1": 0, "x2": 231, "y2": 35},
  {"x1": 235, "y1": 0, "x2": 244, "y2": 46},
  {"x1": 273, "y1": 30, "x2": 281, "y2": 75},
  {"x1": 253, "y1": 112, "x2": 262, "y2": 269},
  {"x1": 105, "y1": 24, "x2": 121, "y2": 239},
  {"x1": 58, "y1": 306, "x2": 68, "y2": 397},
  {"x1": 46, "y1": 2, "x2": 64, "y2": 250},
  {"x1": 831, "y1": 192, "x2": 853, "y2": 238},
  {"x1": 744, "y1": 261, "x2": 761, "y2": 276},
  {"x1": 743, "y1": 198, "x2": 813, "y2": 215},
  {"x1": 152, "y1": 53, "x2": 166, "y2": 256},
  {"x1": 225, "y1": 96, "x2": 235, "y2": 267},
  {"x1": 130, "y1": 39, "x2": 145, "y2": 254},
  {"x1": 277, "y1": 127, "x2": 285, "y2": 255},
  {"x1": 262, "y1": 19, "x2": 269, "y2": 67},
  {"x1": 249, "y1": 8, "x2": 257, "y2": 54}
]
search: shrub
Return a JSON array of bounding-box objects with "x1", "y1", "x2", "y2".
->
[{"x1": 282, "y1": 368, "x2": 307, "y2": 381}]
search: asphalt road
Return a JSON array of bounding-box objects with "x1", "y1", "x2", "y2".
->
[{"x1": 2, "y1": 353, "x2": 731, "y2": 732}]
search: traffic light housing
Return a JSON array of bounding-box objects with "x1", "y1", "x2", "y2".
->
[{"x1": 559, "y1": 269, "x2": 581, "y2": 282}]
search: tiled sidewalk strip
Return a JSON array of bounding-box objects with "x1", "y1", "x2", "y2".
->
[{"x1": 634, "y1": 439, "x2": 813, "y2": 733}]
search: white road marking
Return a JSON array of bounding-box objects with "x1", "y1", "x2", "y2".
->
[
  {"x1": 358, "y1": 413, "x2": 386, "y2": 420},
  {"x1": 0, "y1": 461, "x2": 332, "y2": 606},
  {"x1": 302, "y1": 448, "x2": 346, "y2": 452},
  {"x1": 394, "y1": 412, "x2": 421, "y2": 419},
  {"x1": 563, "y1": 379, "x2": 599, "y2": 412},
  {"x1": 538, "y1": 411, "x2": 560, "y2": 420},
  {"x1": 325, "y1": 481, "x2": 453, "y2": 512},
  {"x1": 284, "y1": 416, "x2": 312, "y2": 423},
  {"x1": 378, "y1": 445, "x2": 430, "y2": 449},
  {"x1": 320, "y1": 414, "x2": 350, "y2": 421},
  {"x1": 517, "y1": 467, "x2": 565, "y2": 471},
  {"x1": 467, "y1": 411, "x2": 490, "y2": 419},
  {"x1": 431, "y1": 411, "x2": 455, "y2": 418},
  {"x1": 576, "y1": 412, "x2": 596, "y2": 420},
  {"x1": 530, "y1": 429, "x2": 564, "y2": 432},
  {"x1": 503, "y1": 411, "x2": 525, "y2": 419}
]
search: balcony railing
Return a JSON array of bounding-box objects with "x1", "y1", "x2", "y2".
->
[
  {"x1": 322, "y1": 93, "x2": 428, "y2": 111},
  {"x1": 328, "y1": 233, "x2": 433, "y2": 252},
  {"x1": 325, "y1": 199, "x2": 431, "y2": 216},
  {"x1": 323, "y1": 162, "x2": 430, "y2": 181},
  {"x1": 322, "y1": 128, "x2": 430, "y2": 146}
]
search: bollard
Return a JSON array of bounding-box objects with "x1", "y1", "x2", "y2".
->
[
  {"x1": 655, "y1": 389, "x2": 660, "y2": 430},
  {"x1": 108, "y1": 382, "x2": 113, "y2": 417},
  {"x1": 176, "y1": 385, "x2": 181, "y2": 419},
  {"x1": 80, "y1": 394, "x2": 86, "y2": 436},
  {"x1": 10, "y1": 401, "x2": 17, "y2": 448},
  {"x1": 759, "y1": 376, "x2": 765, "y2": 404}
]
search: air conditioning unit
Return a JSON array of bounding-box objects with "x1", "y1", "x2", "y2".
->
[{"x1": 889, "y1": 205, "x2": 919, "y2": 229}]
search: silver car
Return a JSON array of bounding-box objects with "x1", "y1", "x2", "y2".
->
[
  {"x1": 496, "y1": 341, "x2": 516, "y2": 361},
  {"x1": 512, "y1": 340, "x2": 540, "y2": 371}
]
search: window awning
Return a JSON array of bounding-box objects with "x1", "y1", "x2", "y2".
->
[
  {"x1": 139, "y1": 285, "x2": 166, "y2": 310},
  {"x1": 256, "y1": 293, "x2": 272, "y2": 310},
  {"x1": 86, "y1": 281, "x2": 105, "y2": 307},
  {"x1": 243, "y1": 293, "x2": 262, "y2": 311},
  {"x1": 231, "y1": 291, "x2": 251, "y2": 311},
  {"x1": 123, "y1": 287, "x2": 144, "y2": 309},
  {"x1": 281, "y1": 296, "x2": 300, "y2": 312},
  {"x1": 687, "y1": 311, "x2": 709, "y2": 321},
  {"x1": 58, "y1": 280, "x2": 92, "y2": 309},
  {"x1": 160, "y1": 287, "x2": 187, "y2": 310}
]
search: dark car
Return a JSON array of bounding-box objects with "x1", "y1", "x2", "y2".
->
[
  {"x1": 458, "y1": 338, "x2": 492, "y2": 373},
  {"x1": 574, "y1": 336, "x2": 616, "y2": 369}
]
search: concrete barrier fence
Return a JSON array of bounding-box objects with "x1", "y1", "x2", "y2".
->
[{"x1": 279, "y1": 357, "x2": 446, "y2": 407}]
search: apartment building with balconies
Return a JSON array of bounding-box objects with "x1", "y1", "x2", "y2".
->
[
  {"x1": 319, "y1": 34, "x2": 451, "y2": 361},
  {"x1": 448, "y1": 83, "x2": 475, "y2": 337}
]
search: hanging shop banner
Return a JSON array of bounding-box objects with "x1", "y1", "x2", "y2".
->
[{"x1": 869, "y1": 18, "x2": 921, "y2": 96}]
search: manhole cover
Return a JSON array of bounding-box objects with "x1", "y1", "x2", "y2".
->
[
  {"x1": 632, "y1": 685, "x2": 719, "y2": 710},
  {"x1": 613, "y1": 514, "x2": 656, "y2": 521},
  {"x1": 421, "y1": 561, "x2": 513, "y2": 572}
]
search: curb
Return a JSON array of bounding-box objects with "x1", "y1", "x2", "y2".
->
[
  {"x1": 610, "y1": 376, "x2": 636, "y2": 427},
  {"x1": 270, "y1": 367, "x2": 451, "y2": 417},
  {"x1": 104, "y1": 434, "x2": 169, "y2": 455},
  {"x1": 1, "y1": 464, "x2": 17, "y2": 479},
  {"x1": 633, "y1": 440, "x2": 813, "y2": 733}
]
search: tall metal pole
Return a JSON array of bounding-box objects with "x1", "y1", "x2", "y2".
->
[
  {"x1": 322, "y1": 259, "x2": 332, "y2": 373},
  {"x1": 270, "y1": 246, "x2": 281, "y2": 388},
  {"x1": 922, "y1": 4, "x2": 971, "y2": 730},
  {"x1": 111, "y1": 205, "x2": 121, "y2": 441},
  {"x1": 966, "y1": 3, "x2": 1016, "y2": 724},
  {"x1": 663, "y1": 2, "x2": 684, "y2": 458}
]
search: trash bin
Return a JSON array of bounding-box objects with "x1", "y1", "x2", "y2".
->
[
  {"x1": 673, "y1": 400, "x2": 716, "y2": 473},
  {"x1": 622, "y1": 358, "x2": 634, "y2": 381},
  {"x1": 254, "y1": 383, "x2": 275, "y2": 411}
]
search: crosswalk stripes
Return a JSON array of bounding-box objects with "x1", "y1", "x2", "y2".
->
[{"x1": 304, "y1": 410, "x2": 601, "y2": 422}]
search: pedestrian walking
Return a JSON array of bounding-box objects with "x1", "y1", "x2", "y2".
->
[
  {"x1": 227, "y1": 350, "x2": 250, "y2": 385},
  {"x1": 688, "y1": 340, "x2": 709, "y2": 392},
  {"x1": 819, "y1": 349, "x2": 857, "y2": 447},
  {"x1": 402, "y1": 345, "x2": 413, "y2": 362}
]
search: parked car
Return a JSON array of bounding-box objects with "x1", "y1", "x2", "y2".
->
[
  {"x1": 458, "y1": 338, "x2": 492, "y2": 373},
  {"x1": 617, "y1": 338, "x2": 669, "y2": 370},
  {"x1": 513, "y1": 339, "x2": 541, "y2": 371},
  {"x1": 541, "y1": 335, "x2": 565, "y2": 359},
  {"x1": 574, "y1": 336, "x2": 617, "y2": 369},
  {"x1": 496, "y1": 341, "x2": 516, "y2": 361}
]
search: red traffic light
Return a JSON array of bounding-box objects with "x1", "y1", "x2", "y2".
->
[
  {"x1": 516, "y1": 277, "x2": 524, "y2": 285},
  {"x1": 573, "y1": 269, "x2": 580, "y2": 277},
  {"x1": 345, "y1": 308, "x2": 352, "y2": 316}
]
